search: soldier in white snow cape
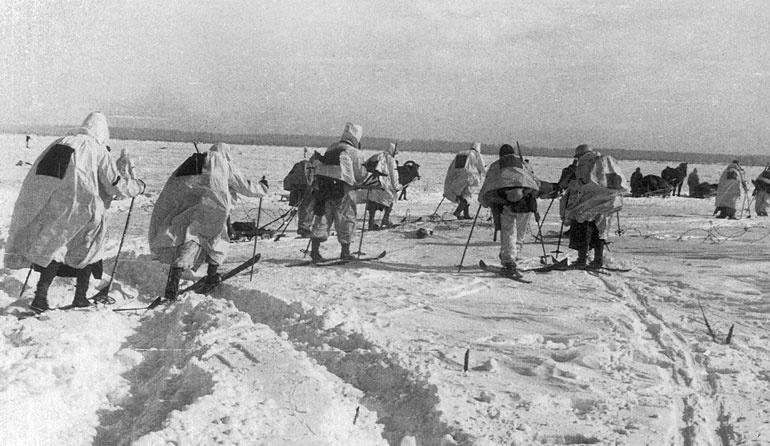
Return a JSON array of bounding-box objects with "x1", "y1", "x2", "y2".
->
[
  {"x1": 308, "y1": 122, "x2": 368, "y2": 262},
  {"x1": 149, "y1": 143, "x2": 268, "y2": 301},
  {"x1": 363, "y1": 142, "x2": 400, "y2": 230},
  {"x1": 443, "y1": 142, "x2": 486, "y2": 219},
  {"x1": 5, "y1": 112, "x2": 146, "y2": 311},
  {"x1": 283, "y1": 159, "x2": 315, "y2": 237},
  {"x1": 564, "y1": 144, "x2": 627, "y2": 268},
  {"x1": 714, "y1": 160, "x2": 748, "y2": 219},
  {"x1": 479, "y1": 144, "x2": 541, "y2": 271}
]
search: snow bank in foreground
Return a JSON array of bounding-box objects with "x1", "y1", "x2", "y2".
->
[
  {"x1": 0, "y1": 310, "x2": 139, "y2": 445},
  {"x1": 1, "y1": 293, "x2": 387, "y2": 446}
]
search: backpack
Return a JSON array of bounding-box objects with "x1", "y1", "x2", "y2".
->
[{"x1": 174, "y1": 153, "x2": 207, "y2": 177}]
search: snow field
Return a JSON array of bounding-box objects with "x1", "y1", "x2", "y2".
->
[{"x1": 1, "y1": 134, "x2": 769, "y2": 445}]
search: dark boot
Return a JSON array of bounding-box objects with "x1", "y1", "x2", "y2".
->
[
  {"x1": 310, "y1": 238, "x2": 324, "y2": 263},
  {"x1": 164, "y1": 266, "x2": 183, "y2": 301},
  {"x1": 30, "y1": 262, "x2": 60, "y2": 312},
  {"x1": 589, "y1": 241, "x2": 604, "y2": 269},
  {"x1": 205, "y1": 263, "x2": 221, "y2": 286},
  {"x1": 381, "y1": 206, "x2": 392, "y2": 228},
  {"x1": 462, "y1": 201, "x2": 472, "y2": 219},
  {"x1": 453, "y1": 204, "x2": 463, "y2": 219},
  {"x1": 571, "y1": 222, "x2": 590, "y2": 269},
  {"x1": 70, "y1": 266, "x2": 93, "y2": 307},
  {"x1": 195, "y1": 264, "x2": 222, "y2": 294},
  {"x1": 573, "y1": 250, "x2": 588, "y2": 269},
  {"x1": 340, "y1": 243, "x2": 355, "y2": 261}
]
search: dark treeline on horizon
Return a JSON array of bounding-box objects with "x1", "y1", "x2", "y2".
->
[{"x1": 4, "y1": 124, "x2": 768, "y2": 167}]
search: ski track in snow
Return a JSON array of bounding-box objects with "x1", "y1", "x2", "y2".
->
[{"x1": 2, "y1": 137, "x2": 770, "y2": 445}]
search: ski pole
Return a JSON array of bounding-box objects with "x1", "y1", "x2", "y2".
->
[
  {"x1": 90, "y1": 197, "x2": 135, "y2": 303},
  {"x1": 536, "y1": 221, "x2": 550, "y2": 264},
  {"x1": 250, "y1": 197, "x2": 263, "y2": 281},
  {"x1": 429, "y1": 197, "x2": 445, "y2": 219},
  {"x1": 356, "y1": 188, "x2": 372, "y2": 258},
  {"x1": 273, "y1": 207, "x2": 298, "y2": 241},
  {"x1": 260, "y1": 206, "x2": 294, "y2": 231},
  {"x1": 19, "y1": 266, "x2": 32, "y2": 298},
  {"x1": 276, "y1": 186, "x2": 314, "y2": 240},
  {"x1": 457, "y1": 204, "x2": 482, "y2": 273},
  {"x1": 538, "y1": 194, "x2": 557, "y2": 233},
  {"x1": 553, "y1": 220, "x2": 565, "y2": 259}
]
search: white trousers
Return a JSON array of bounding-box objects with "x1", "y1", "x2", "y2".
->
[{"x1": 500, "y1": 208, "x2": 530, "y2": 265}]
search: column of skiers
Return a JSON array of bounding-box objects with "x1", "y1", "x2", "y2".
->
[{"x1": 6, "y1": 112, "x2": 769, "y2": 313}]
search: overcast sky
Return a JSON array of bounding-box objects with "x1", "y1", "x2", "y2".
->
[{"x1": 1, "y1": 1, "x2": 768, "y2": 153}]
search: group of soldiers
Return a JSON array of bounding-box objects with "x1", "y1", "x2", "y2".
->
[
  {"x1": 6, "y1": 116, "x2": 403, "y2": 311},
  {"x1": 628, "y1": 160, "x2": 769, "y2": 219},
  {"x1": 14, "y1": 111, "x2": 764, "y2": 313},
  {"x1": 447, "y1": 142, "x2": 626, "y2": 272}
]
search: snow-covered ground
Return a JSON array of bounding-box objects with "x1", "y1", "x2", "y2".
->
[{"x1": 1, "y1": 134, "x2": 768, "y2": 446}]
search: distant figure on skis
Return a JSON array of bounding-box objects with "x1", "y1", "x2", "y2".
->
[
  {"x1": 149, "y1": 143, "x2": 268, "y2": 302},
  {"x1": 5, "y1": 112, "x2": 146, "y2": 312},
  {"x1": 444, "y1": 142, "x2": 486, "y2": 219},
  {"x1": 364, "y1": 142, "x2": 400, "y2": 230},
  {"x1": 630, "y1": 167, "x2": 644, "y2": 197},
  {"x1": 283, "y1": 159, "x2": 315, "y2": 237},
  {"x1": 714, "y1": 160, "x2": 748, "y2": 219},
  {"x1": 479, "y1": 144, "x2": 541, "y2": 272},
  {"x1": 752, "y1": 168, "x2": 770, "y2": 216},
  {"x1": 687, "y1": 168, "x2": 700, "y2": 197},
  {"x1": 308, "y1": 122, "x2": 367, "y2": 262},
  {"x1": 564, "y1": 144, "x2": 627, "y2": 269}
]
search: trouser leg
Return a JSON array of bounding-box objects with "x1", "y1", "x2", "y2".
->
[
  {"x1": 569, "y1": 221, "x2": 590, "y2": 267},
  {"x1": 164, "y1": 266, "x2": 183, "y2": 301},
  {"x1": 31, "y1": 261, "x2": 60, "y2": 311},
  {"x1": 381, "y1": 206, "x2": 392, "y2": 227},
  {"x1": 334, "y1": 190, "x2": 357, "y2": 245},
  {"x1": 367, "y1": 202, "x2": 377, "y2": 230},
  {"x1": 499, "y1": 208, "x2": 517, "y2": 267},
  {"x1": 71, "y1": 265, "x2": 93, "y2": 307}
]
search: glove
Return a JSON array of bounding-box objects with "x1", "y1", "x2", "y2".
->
[
  {"x1": 534, "y1": 212, "x2": 541, "y2": 223},
  {"x1": 259, "y1": 176, "x2": 269, "y2": 189},
  {"x1": 137, "y1": 179, "x2": 147, "y2": 195}
]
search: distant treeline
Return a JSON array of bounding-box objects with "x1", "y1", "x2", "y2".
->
[{"x1": 5, "y1": 124, "x2": 768, "y2": 167}]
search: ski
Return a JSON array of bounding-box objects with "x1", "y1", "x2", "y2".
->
[
  {"x1": 12, "y1": 304, "x2": 97, "y2": 320},
  {"x1": 596, "y1": 266, "x2": 631, "y2": 273},
  {"x1": 114, "y1": 253, "x2": 261, "y2": 312},
  {"x1": 521, "y1": 259, "x2": 615, "y2": 276},
  {"x1": 478, "y1": 260, "x2": 532, "y2": 284},
  {"x1": 287, "y1": 250, "x2": 386, "y2": 268},
  {"x1": 521, "y1": 258, "x2": 570, "y2": 273},
  {"x1": 316, "y1": 250, "x2": 387, "y2": 267}
]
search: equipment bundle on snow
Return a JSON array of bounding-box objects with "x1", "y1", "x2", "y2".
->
[{"x1": 564, "y1": 151, "x2": 627, "y2": 224}]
